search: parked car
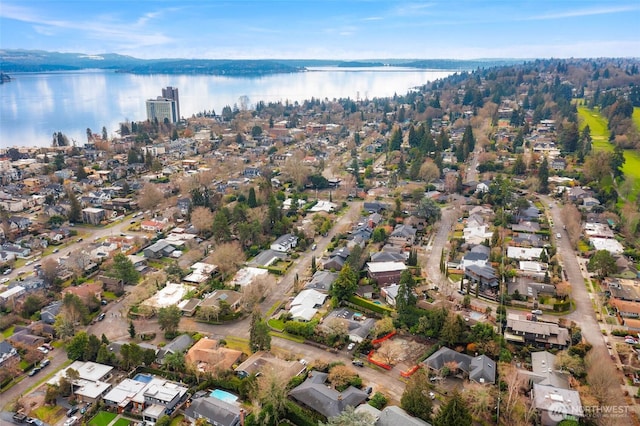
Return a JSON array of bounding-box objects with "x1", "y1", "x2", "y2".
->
[
  {"x1": 347, "y1": 343, "x2": 355, "y2": 351},
  {"x1": 42, "y1": 343, "x2": 53, "y2": 351},
  {"x1": 37, "y1": 346, "x2": 48, "y2": 354},
  {"x1": 0, "y1": 277, "x2": 9, "y2": 283},
  {"x1": 27, "y1": 367, "x2": 40, "y2": 377},
  {"x1": 97, "y1": 313, "x2": 106, "y2": 321},
  {"x1": 531, "y1": 309, "x2": 543, "y2": 315},
  {"x1": 3, "y1": 268, "x2": 12, "y2": 275},
  {"x1": 66, "y1": 406, "x2": 79, "y2": 417},
  {"x1": 625, "y1": 338, "x2": 637, "y2": 345},
  {"x1": 64, "y1": 416, "x2": 78, "y2": 426},
  {"x1": 363, "y1": 386, "x2": 373, "y2": 395},
  {"x1": 352, "y1": 360, "x2": 364, "y2": 367},
  {"x1": 40, "y1": 359, "x2": 50, "y2": 368}
]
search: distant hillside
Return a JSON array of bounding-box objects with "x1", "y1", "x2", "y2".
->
[
  {"x1": 337, "y1": 61, "x2": 385, "y2": 68},
  {"x1": 116, "y1": 59, "x2": 302, "y2": 76},
  {"x1": 0, "y1": 49, "x2": 523, "y2": 76}
]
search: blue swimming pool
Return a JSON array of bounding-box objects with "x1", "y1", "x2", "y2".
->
[
  {"x1": 133, "y1": 373, "x2": 153, "y2": 383},
  {"x1": 210, "y1": 389, "x2": 238, "y2": 404}
]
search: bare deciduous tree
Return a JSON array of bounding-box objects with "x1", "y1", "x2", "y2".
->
[
  {"x1": 586, "y1": 349, "x2": 619, "y2": 406},
  {"x1": 138, "y1": 183, "x2": 164, "y2": 211},
  {"x1": 328, "y1": 364, "x2": 358, "y2": 389},
  {"x1": 191, "y1": 206, "x2": 214, "y2": 236},
  {"x1": 375, "y1": 340, "x2": 403, "y2": 366},
  {"x1": 210, "y1": 241, "x2": 245, "y2": 279},
  {"x1": 560, "y1": 203, "x2": 582, "y2": 248},
  {"x1": 242, "y1": 275, "x2": 275, "y2": 311}
]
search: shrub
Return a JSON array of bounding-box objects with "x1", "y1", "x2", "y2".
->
[{"x1": 369, "y1": 392, "x2": 388, "y2": 409}]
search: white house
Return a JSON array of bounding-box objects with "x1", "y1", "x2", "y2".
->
[
  {"x1": 270, "y1": 233, "x2": 298, "y2": 253},
  {"x1": 507, "y1": 246, "x2": 544, "y2": 261}
]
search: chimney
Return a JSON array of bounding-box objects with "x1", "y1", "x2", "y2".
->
[{"x1": 240, "y1": 408, "x2": 245, "y2": 426}]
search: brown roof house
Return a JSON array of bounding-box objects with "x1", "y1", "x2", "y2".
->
[
  {"x1": 235, "y1": 351, "x2": 306, "y2": 380},
  {"x1": 185, "y1": 338, "x2": 243, "y2": 374},
  {"x1": 62, "y1": 282, "x2": 103, "y2": 304}
]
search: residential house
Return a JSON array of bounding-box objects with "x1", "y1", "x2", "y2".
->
[
  {"x1": 289, "y1": 371, "x2": 368, "y2": 419},
  {"x1": 519, "y1": 351, "x2": 569, "y2": 389},
  {"x1": 388, "y1": 224, "x2": 417, "y2": 247},
  {"x1": 235, "y1": 351, "x2": 306, "y2": 380},
  {"x1": 40, "y1": 301, "x2": 62, "y2": 324},
  {"x1": 325, "y1": 308, "x2": 375, "y2": 343},
  {"x1": 141, "y1": 219, "x2": 169, "y2": 233},
  {"x1": 370, "y1": 251, "x2": 406, "y2": 263},
  {"x1": 141, "y1": 377, "x2": 189, "y2": 424},
  {"x1": 363, "y1": 201, "x2": 388, "y2": 213},
  {"x1": 157, "y1": 334, "x2": 194, "y2": 364},
  {"x1": 82, "y1": 207, "x2": 106, "y2": 225},
  {"x1": 270, "y1": 233, "x2": 298, "y2": 253},
  {"x1": 504, "y1": 314, "x2": 570, "y2": 348},
  {"x1": 582, "y1": 197, "x2": 601, "y2": 210},
  {"x1": 323, "y1": 246, "x2": 350, "y2": 271},
  {"x1": 532, "y1": 384, "x2": 583, "y2": 426},
  {"x1": 460, "y1": 251, "x2": 489, "y2": 271},
  {"x1": 176, "y1": 198, "x2": 191, "y2": 215},
  {"x1": 185, "y1": 338, "x2": 243, "y2": 374},
  {"x1": 422, "y1": 347, "x2": 496, "y2": 384},
  {"x1": 507, "y1": 246, "x2": 544, "y2": 261},
  {"x1": 143, "y1": 240, "x2": 176, "y2": 259},
  {"x1": 247, "y1": 249, "x2": 287, "y2": 268},
  {"x1": 0, "y1": 285, "x2": 25, "y2": 306},
  {"x1": 377, "y1": 406, "x2": 431, "y2": 426},
  {"x1": 289, "y1": 289, "x2": 327, "y2": 321},
  {"x1": 0, "y1": 340, "x2": 19, "y2": 367},
  {"x1": 551, "y1": 158, "x2": 566, "y2": 171},
  {"x1": 366, "y1": 261, "x2": 407, "y2": 286},
  {"x1": 475, "y1": 180, "x2": 491, "y2": 193},
  {"x1": 47, "y1": 361, "x2": 114, "y2": 403},
  {"x1": 610, "y1": 298, "x2": 640, "y2": 318},
  {"x1": 184, "y1": 395, "x2": 242, "y2": 426},
  {"x1": 381, "y1": 284, "x2": 400, "y2": 306},
  {"x1": 464, "y1": 264, "x2": 498, "y2": 296},
  {"x1": 200, "y1": 290, "x2": 243, "y2": 312},
  {"x1": 62, "y1": 282, "x2": 102, "y2": 305},
  {"x1": 305, "y1": 270, "x2": 337, "y2": 293}
]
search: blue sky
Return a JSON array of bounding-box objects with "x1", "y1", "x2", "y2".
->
[{"x1": 1, "y1": 1, "x2": 638, "y2": 59}]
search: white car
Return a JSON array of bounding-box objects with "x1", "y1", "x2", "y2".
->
[
  {"x1": 64, "y1": 416, "x2": 78, "y2": 426},
  {"x1": 0, "y1": 277, "x2": 9, "y2": 284},
  {"x1": 37, "y1": 346, "x2": 49, "y2": 354},
  {"x1": 347, "y1": 343, "x2": 355, "y2": 351}
]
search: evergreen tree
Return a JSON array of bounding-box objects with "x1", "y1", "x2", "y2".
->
[
  {"x1": 538, "y1": 156, "x2": 549, "y2": 194},
  {"x1": 388, "y1": 127, "x2": 403, "y2": 151},
  {"x1": 401, "y1": 371, "x2": 433, "y2": 422},
  {"x1": 66, "y1": 188, "x2": 81, "y2": 223},
  {"x1": 249, "y1": 309, "x2": 271, "y2": 352},
  {"x1": 110, "y1": 253, "x2": 140, "y2": 285},
  {"x1": 433, "y1": 391, "x2": 471, "y2": 426},
  {"x1": 248, "y1": 187, "x2": 258, "y2": 208},
  {"x1": 129, "y1": 321, "x2": 136, "y2": 339},
  {"x1": 330, "y1": 263, "x2": 358, "y2": 303}
]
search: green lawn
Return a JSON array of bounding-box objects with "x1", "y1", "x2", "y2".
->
[
  {"x1": 113, "y1": 419, "x2": 132, "y2": 426},
  {"x1": 577, "y1": 105, "x2": 610, "y2": 150},
  {"x1": 32, "y1": 405, "x2": 65, "y2": 424},
  {"x1": 578, "y1": 105, "x2": 640, "y2": 201},
  {"x1": 1, "y1": 325, "x2": 14, "y2": 339},
  {"x1": 89, "y1": 411, "x2": 117, "y2": 426},
  {"x1": 633, "y1": 107, "x2": 640, "y2": 130}
]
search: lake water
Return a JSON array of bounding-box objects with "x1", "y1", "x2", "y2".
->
[{"x1": 0, "y1": 67, "x2": 453, "y2": 148}]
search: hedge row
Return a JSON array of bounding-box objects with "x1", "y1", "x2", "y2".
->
[{"x1": 347, "y1": 295, "x2": 394, "y2": 315}]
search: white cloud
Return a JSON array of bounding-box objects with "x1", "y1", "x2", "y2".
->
[{"x1": 526, "y1": 5, "x2": 640, "y2": 21}]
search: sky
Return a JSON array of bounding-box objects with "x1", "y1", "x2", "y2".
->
[{"x1": 1, "y1": 0, "x2": 639, "y2": 60}]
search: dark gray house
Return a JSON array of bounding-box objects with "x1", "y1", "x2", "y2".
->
[
  {"x1": 184, "y1": 395, "x2": 242, "y2": 426},
  {"x1": 289, "y1": 371, "x2": 368, "y2": 419}
]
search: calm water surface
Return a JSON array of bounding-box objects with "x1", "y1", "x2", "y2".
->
[{"x1": 0, "y1": 68, "x2": 453, "y2": 148}]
